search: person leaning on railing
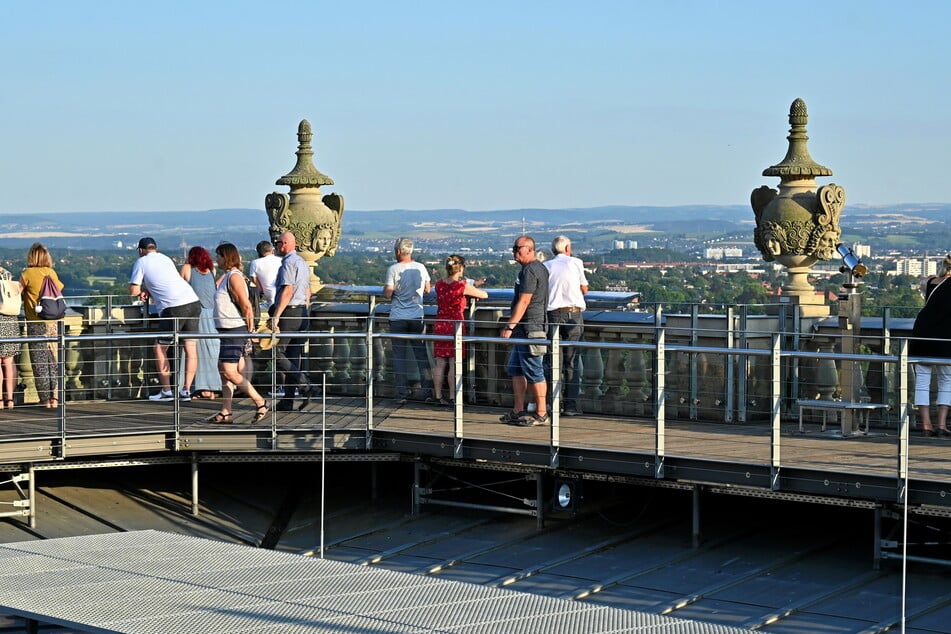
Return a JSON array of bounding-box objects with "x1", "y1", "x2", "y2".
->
[{"x1": 911, "y1": 253, "x2": 951, "y2": 437}]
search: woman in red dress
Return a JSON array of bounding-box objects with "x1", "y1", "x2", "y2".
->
[{"x1": 432, "y1": 255, "x2": 488, "y2": 406}]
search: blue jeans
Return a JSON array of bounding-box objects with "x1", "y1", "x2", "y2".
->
[
  {"x1": 390, "y1": 318, "x2": 431, "y2": 399},
  {"x1": 547, "y1": 310, "x2": 583, "y2": 407}
]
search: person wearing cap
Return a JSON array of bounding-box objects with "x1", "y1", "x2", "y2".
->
[
  {"x1": 544, "y1": 235, "x2": 588, "y2": 416},
  {"x1": 129, "y1": 237, "x2": 202, "y2": 401}
]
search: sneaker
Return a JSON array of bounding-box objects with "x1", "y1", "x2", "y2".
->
[
  {"x1": 179, "y1": 390, "x2": 192, "y2": 402},
  {"x1": 149, "y1": 390, "x2": 174, "y2": 401},
  {"x1": 562, "y1": 406, "x2": 580, "y2": 417},
  {"x1": 500, "y1": 410, "x2": 530, "y2": 424},
  {"x1": 268, "y1": 387, "x2": 286, "y2": 398},
  {"x1": 516, "y1": 412, "x2": 550, "y2": 426}
]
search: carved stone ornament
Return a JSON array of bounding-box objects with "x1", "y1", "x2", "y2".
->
[
  {"x1": 265, "y1": 120, "x2": 345, "y2": 289},
  {"x1": 751, "y1": 98, "x2": 845, "y2": 296}
]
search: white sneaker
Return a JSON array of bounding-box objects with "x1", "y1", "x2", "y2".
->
[
  {"x1": 179, "y1": 390, "x2": 192, "y2": 402},
  {"x1": 149, "y1": 390, "x2": 174, "y2": 401},
  {"x1": 268, "y1": 387, "x2": 286, "y2": 398}
]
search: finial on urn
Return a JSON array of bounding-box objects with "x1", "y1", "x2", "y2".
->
[{"x1": 276, "y1": 119, "x2": 334, "y2": 188}]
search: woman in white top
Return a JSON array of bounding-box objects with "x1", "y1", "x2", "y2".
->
[{"x1": 207, "y1": 243, "x2": 268, "y2": 424}]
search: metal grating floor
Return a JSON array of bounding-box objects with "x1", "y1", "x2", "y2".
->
[{"x1": 0, "y1": 530, "x2": 759, "y2": 633}]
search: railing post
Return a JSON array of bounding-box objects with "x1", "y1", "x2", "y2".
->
[
  {"x1": 550, "y1": 327, "x2": 561, "y2": 469},
  {"x1": 57, "y1": 320, "x2": 67, "y2": 456},
  {"x1": 453, "y1": 319, "x2": 464, "y2": 459},
  {"x1": 737, "y1": 306, "x2": 748, "y2": 423},
  {"x1": 897, "y1": 338, "x2": 909, "y2": 503},
  {"x1": 366, "y1": 297, "x2": 376, "y2": 444},
  {"x1": 654, "y1": 306, "x2": 665, "y2": 479},
  {"x1": 689, "y1": 304, "x2": 699, "y2": 421},
  {"x1": 725, "y1": 306, "x2": 735, "y2": 424},
  {"x1": 770, "y1": 333, "x2": 782, "y2": 490}
]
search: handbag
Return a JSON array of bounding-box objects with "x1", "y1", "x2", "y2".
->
[
  {"x1": 0, "y1": 269, "x2": 21, "y2": 317},
  {"x1": 37, "y1": 274, "x2": 67, "y2": 320}
]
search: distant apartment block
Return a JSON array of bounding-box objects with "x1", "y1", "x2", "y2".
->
[
  {"x1": 853, "y1": 243, "x2": 871, "y2": 259},
  {"x1": 704, "y1": 247, "x2": 743, "y2": 259},
  {"x1": 613, "y1": 240, "x2": 638, "y2": 250},
  {"x1": 889, "y1": 257, "x2": 938, "y2": 277}
]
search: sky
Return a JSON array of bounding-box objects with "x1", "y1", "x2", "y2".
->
[{"x1": 1, "y1": 1, "x2": 948, "y2": 214}]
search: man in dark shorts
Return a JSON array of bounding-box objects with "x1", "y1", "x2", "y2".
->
[
  {"x1": 500, "y1": 235, "x2": 550, "y2": 426},
  {"x1": 129, "y1": 237, "x2": 202, "y2": 401}
]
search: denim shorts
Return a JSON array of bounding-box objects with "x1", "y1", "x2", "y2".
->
[
  {"x1": 506, "y1": 344, "x2": 546, "y2": 384},
  {"x1": 217, "y1": 327, "x2": 248, "y2": 364}
]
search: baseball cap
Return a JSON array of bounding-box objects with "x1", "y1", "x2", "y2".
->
[{"x1": 137, "y1": 237, "x2": 157, "y2": 250}]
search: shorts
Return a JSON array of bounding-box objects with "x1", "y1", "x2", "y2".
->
[
  {"x1": 217, "y1": 327, "x2": 249, "y2": 364},
  {"x1": 506, "y1": 344, "x2": 546, "y2": 384},
  {"x1": 157, "y1": 301, "x2": 202, "y2": 345}
]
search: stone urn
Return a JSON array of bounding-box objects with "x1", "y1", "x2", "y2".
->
[
  {"x1": 265, "y1": 119, "x2": 345, "y2": 291},
  {"x1": 751, "y1": 98, "x2": 845, "y2": 301}
]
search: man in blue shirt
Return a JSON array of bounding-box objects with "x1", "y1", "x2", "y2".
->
[{"x1": 269, "y1": 231, "x2": 313, "y2": 411}]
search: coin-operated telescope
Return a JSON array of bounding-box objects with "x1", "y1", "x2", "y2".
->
[{"x1": 836, "y1": 243, "x2": 867, "y2": 279}]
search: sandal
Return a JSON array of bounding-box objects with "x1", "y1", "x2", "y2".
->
[
  {"x1": 438, "y1": 398, "x2": 453, "y2": 407},
  {"x1": 499, "y1": 410, "x2": 529, "y2": 424},
  {"x1": 252, "y1": 403, "x2": 269, "y2": 423},
  {"x1": 206, "y1": 411, "x2": 233, "y2": 424},
  {"x1": 516, "y1": 412, "x2": 550, "y2": 427},
  {"x1": 4, "y1": 400, "x2": 13, "y2": 410}
]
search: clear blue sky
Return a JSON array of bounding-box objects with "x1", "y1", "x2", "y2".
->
[{"x1": 1, "y1": 0, "x2": 947, "y2": 213}]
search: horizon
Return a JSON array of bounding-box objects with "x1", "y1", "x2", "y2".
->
[{"x1": 3, "y1": 1, "x2": 950, "y2": 213}]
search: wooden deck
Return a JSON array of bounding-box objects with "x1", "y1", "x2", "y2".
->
[{"x1": 1, "y1": 397, "x2": 948, "y2": 508}]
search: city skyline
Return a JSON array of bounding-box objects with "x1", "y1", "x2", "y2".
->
[{"x1": 2, "y1": 1, "x2": 948, "y2": 214}]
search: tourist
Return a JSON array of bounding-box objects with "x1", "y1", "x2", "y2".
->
[
  {"x1": 500, "y1": 236, "x2": 550, "y2": 426},
  {"x1": 432, "y1": 255, "x2": 488, "y2": 406},
  {"x1": 19, "y1": 243, "x2": 64, "y2": 408},
  {"x1": 249, "y1": 239, "x2": 285, "y2": 396},
  {"x1": 911, "y1": 253, "x2": 951, "y2": 436},
  {"x1": 249, "y1": 240, "x2": 282, "y2": 310},
  {"x1": 205, "y1": 243, "x2": 269, "y2": 424},
  {"x1": 383, "y1": 237, "x2": 433, "y2": 404},
  {"x1": 179, "y1": 246, "x2": 221, "y2": 399},
  {"x1": 268, "y1": 231, "x2": 313, "y2": 411},
  {"x1": 0, "y1": 267, "x2": 21, "y2": 409},
  {"x1": 544, "y1": 235, "x2": 588, "y2": 416},
  {"x1": 129, "y1": 237, "x2": 201, "y2": 401}
]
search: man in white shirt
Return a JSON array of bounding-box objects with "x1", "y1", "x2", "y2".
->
[
  {"x1": 129, "y1": 237, "x2": 202, "y2": 401},
  {"x1": 249, "y1": 240, "x2": 282, "y2": 309},
  {"x1": 544, "y1": 235, "x2": 588, "y2": 416}
]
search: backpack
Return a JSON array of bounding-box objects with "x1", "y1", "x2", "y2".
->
[
  {"x1": 37, "y1": 274, "x2": 67, "y2": 320},
  {"x1": 0, "y1": 269, "x2": 21, "y2": 317}
]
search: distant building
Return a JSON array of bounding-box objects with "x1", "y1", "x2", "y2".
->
[
  {"x1": 626, "y1": 240, "x2": 638, "y2": 250},
  {"x1": 613, "y1": 240, "x2": 625, "y2": 250},
  {"x1": 854, "y1": 243, "x2": 871, "y2": 259},
  {"x1": 705, "y1": 247, "x2": 742, "y2": 260},
  {"x1": 890, "y1": 257, "x2": 938, "y2": 277}
]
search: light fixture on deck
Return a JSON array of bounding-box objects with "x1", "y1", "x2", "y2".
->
[{"x1": 552, "y1": 477, "x2": 582, "y2": 513}]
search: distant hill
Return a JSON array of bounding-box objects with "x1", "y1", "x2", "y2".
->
[{"x1": 1, "y1": 203, "x2": 950, "y2": 251}]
